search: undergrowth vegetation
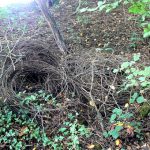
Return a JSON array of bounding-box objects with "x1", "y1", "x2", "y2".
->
[
  {"x1": 79, "y1": 0, "x2": 150, "y2": 38},
  {"x1": 0, "y1": 91, "x2": 91, "y2": 150},
  {"x1": 104, "y1": 54, "x2": 150, "y2": 148}
]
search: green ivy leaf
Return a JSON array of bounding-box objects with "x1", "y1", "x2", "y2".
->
[
  {"x1": 133, "y1": 53, "x2": 140, "y2": 62},
  {"x1": 136, "y1": 96, "x2": 145, "y2": 103},
  {"x1": 115, "y1": 126, "x2": 123, "y2": 132},
  {"x1": 98, "y1": 1, "x2": 105, "y2": 7},
  {"x1": 59, "y1": 127, "x2": 67, "y2": 133},
  {"x1": 143, "y1": 67, "x2": 150, "y2": 76},
  {"x1": 119, "y1": 113, "x2": 133, "y2": 119},
  {"x1": 103, "y1": 131, "x2": 109, "y2": 138},
  {"x1": 131, "y1": 79, "x2": 138, "y2": 86},
  {"x1": 143, "y1": 24, "x2": 150, "y2": 38},
  {"x1": 109, "y1": 126, "x2": 123, "y2": 139},
  {"x1": 125, "y1": 69, "x2": 130, "y2": 73},
  {"x1": 121, "y1": 62, "x2": 130, "y2": 70},
  {"x1": 143, "y1": 31, "x2": 150, "y2": 38},
  {"x1": 113, "y1": 69, "x2": 119, "y2": 73},
  {"x1": 110, "y1": 114, "x2": 117, "y2": 123},
  {"x1": 130, "y1": 92, "x2": 138, "y2": 104},
  {"x1": 127, "y1": 74, "x2": 134, "y2": 79},
  {"x1": 112, "y1": 1, "x2": 120, "y2": 8},
  {"x1": 129, "y1": 2, "x2": 147, "y2": 15},
  {"x1": 113, "y1": 108, "x2": 122, "y2": 115},
  {"x1": 15, "y1": 141, "x2": 23, "y2": 150},
  {"x1": 130, "y1": 68, "x2": 136, "y2": 73},
  {"x1": 138, "y1": 77, "x2": 145, "y2": 82},
  {"x1": 108, "y1": 129, "x2": 119, "y2": 139}
]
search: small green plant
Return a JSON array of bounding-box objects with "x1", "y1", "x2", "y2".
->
[
  {"x1": 0, "y1": 106, "x2": 90, "y2": 150},
  {"x1": 113, "y1": 53, "x2": 150, "y2": 90},
  {"x1": 113, "y1": 53, "x2": 149, "y2": 108},
  {"x1": 129, "y1": 32, "x2": 144, "y2": 49},
  {"x1": 128, "y1": 0, "x2": 150, "y2": 37},
  {"x1": 129, "y1": 92, "x2": 145, "y2": 104},
  {"x1": 103, "y1": 108, "x2": 142, "y2": 140},
  {"x1": 79, "y1": 0, "x2": 150, "y2": 38},
  {"x1": 143, "y1": 23, "x2": 150, "y2": 38},
  {"x1": 103, "y1": 53, "x2": 149, "y2": 147},
  {"x1": 0, "y1": 106, "x2": 50, "y2": 150},
  {"x1": 79, "y1": 0, "x2": 121, "y2": 13},
  {"x1": 0, "y1": 91, "x2": 90, "y2": 150},
  {"x1": 45, "y1": 113, "x2": 91, "y2": 150},
  {"x1": 17, "y1": 90, "x2": 57, "y2": 111}
]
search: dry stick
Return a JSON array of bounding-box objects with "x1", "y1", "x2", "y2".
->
[
  {"x1": 0, "y1": 28, "x2": 25, "y2": 79},
  {"x1": 0, "y1": 41, "x2": 2, "y2": 52},
  {"x1": 5, "y1": 33, "x2": 15, "y2": 70},
  {"x1": 89, "y1": 60, "x2": 104, "y2": 132},
  {"x1": 36, "y1": 0, "x2": 67, "y2": 54}
]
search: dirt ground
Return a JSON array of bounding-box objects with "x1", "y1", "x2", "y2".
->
[{"x1": 0, "y1": 0, "x2": 150, "y2": 55}]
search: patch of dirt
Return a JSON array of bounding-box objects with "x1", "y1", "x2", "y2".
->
[{"x1": 0, "y1": 0, "x2": 149, "y2": 56}]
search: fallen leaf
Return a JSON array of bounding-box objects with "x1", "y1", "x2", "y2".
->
[
  {"x1": 126, "y1": 125, "x2": 134, "y2": 136},
  {"x1": 125, "y1": 103, "x2": 129, "y2": 108},
  {"x1": 19, "y1": 126, "x2": 28, "y2": 137},
  {"x1": 89, "y1": 100, "x2": 95, "y2": 107},
  {"x1": 87, "y1": 144, "x2": 95, "y2": 149},
  {"x1": 80, "y1": 33, "x2": 83, "y2": 36},
  {"x1": 110, "y1": 85, "x2": 115, "y2": 90},
  {"x1": 32, "y1": 147, "x2": 37, "y2": 150},
  {"x1": 115, "y1": 139, "x2": 121, "y2": 146},
  {"x1": 115, "y1": 139, "x2": 122, "y2": 148},
  {"x1": 115, "y1": 122, "x2": 124, "y2": 126}
]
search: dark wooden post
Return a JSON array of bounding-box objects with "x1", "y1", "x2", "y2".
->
[{"x1": 36, "y1": 0, "x2": 67, "y2": 54}]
